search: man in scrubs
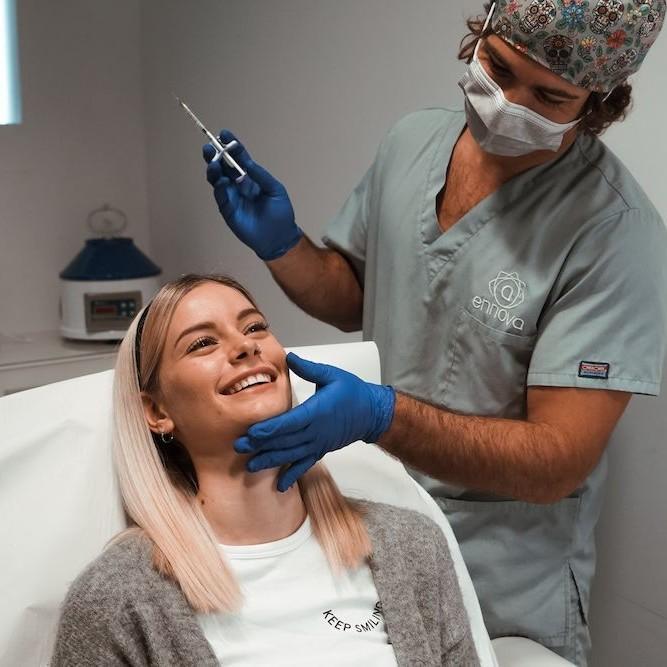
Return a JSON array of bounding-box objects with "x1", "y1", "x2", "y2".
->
[{"x1": 203, "y1": 2, "x2": 666, "y2": 663}]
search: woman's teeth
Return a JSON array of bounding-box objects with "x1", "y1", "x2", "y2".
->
[{"x1": 223, "y1": 373, "x2": 272, "y2": 396}]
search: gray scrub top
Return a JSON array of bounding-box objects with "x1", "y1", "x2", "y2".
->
[{"x1": 323, "y1": 108, "x2": 667, "y2": 662}]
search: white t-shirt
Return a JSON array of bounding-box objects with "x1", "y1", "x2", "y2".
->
[{"x1": 197, "y1": 516, "x2": 398, "y2": 667}]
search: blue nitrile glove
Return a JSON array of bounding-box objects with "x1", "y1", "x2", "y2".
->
[
  {"x1": 203, "y1": 130, "x2": 304, "y2": 261},
  {"x1": 234, "y1": 352, "x2": 396, "y2": 492}
]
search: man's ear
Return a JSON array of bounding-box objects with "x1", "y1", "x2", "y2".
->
[{"x1": 141, "y1": 391, "x2": 175, "y2": 437}]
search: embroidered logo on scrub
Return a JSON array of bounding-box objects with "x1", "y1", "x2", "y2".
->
[
  {"x1": 471, "y1": 270, "x2": 526, "y2": 332},
  {"x1": 578, "y1": 361, "x2": 610, "y2": 379}
]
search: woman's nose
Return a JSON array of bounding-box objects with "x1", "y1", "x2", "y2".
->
[{"x1": 229, "y1": 335, "x2": 260, "y2": 362}]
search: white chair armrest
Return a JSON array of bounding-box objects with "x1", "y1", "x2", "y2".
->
[{"x1": 492, "y1": 637, "x2": 575, "y2": 667}]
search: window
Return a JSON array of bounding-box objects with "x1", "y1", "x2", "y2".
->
[{"x1": 0, "y1": 0, "x2": 21, "y2": 125}]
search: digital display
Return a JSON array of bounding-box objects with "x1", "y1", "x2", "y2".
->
[
  {"x1": 84, "y1": 290, "x2": 143, "y2": 334},
  {"x1": 90, "y1": 298, "x2": 137, "y2": 321}
]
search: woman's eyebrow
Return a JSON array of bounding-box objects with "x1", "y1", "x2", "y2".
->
[
  {"x1": 236, "y1": 307, "x2": 264, "y2": 322},
  {"x1": 173, "y1": 309, "x2": 265, "y2": 349},
  {"x1": 174, "y1": 321, "x2": 216, "y2": 348}
]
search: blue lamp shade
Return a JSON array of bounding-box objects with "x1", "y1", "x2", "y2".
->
[
  {"x1": 60, "y1": 238, "x2": 162, "y2": 281},
  {"x1": 0, "y1": 0, "x2": 21, "y2": 125}
]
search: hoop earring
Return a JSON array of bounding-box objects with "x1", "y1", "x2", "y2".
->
[{"x1": 160, "y1": 430, "x2": 174, "y2": 444}]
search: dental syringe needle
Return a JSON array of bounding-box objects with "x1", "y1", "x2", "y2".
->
[
  {"x1": 174, "y1": 94, "x2": 246, "y2": 182},
  {"x1": 175, "y1": 95, "x2": 220, "y2": 147}
]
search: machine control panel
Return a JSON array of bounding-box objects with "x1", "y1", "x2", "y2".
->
[{"x1": 84, "y1": 291, "x2": 142, "y2": 333}]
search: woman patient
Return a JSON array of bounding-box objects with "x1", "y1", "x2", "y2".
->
[{"x1": 52, "y1": 273, "x2": 479, "y2": 666}]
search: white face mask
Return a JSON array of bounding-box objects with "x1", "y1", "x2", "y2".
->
[{"x1": 458, "y1": 41, "x2": 581, "y2": 157}]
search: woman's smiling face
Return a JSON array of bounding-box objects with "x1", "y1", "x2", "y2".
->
[{"x1": 148, "y1": 281, "x2": 292, "y2": 454}]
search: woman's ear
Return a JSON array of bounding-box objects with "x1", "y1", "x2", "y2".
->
[{"x1": 141, "y1": 391, "x2": 175, "y2": 437}]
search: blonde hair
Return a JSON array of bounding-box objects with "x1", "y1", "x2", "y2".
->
[{"x1": 111, "y1": 274, "x2": 371, "y2": 613}]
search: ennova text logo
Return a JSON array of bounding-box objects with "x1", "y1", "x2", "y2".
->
[{"x1": 471, "y1": 271, "x2": 526, "y2": 332}]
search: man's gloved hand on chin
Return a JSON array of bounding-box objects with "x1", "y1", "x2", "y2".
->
[
  {"x1": 234, "y1": 352, "x2": 396, "y2": 492},
  {"x1": 203, "y1": 130, "x2": 303, "y2": 261}
]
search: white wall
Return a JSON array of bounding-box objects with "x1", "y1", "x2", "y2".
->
[
  {"x1": 140, "y1": 0, "x2": 471, "y2": 345},
  {"x1": 587, "y1": 32, "x2": 667, "y2": 665},
  {"x1": 0, "y1": 0, "x2": 151, "y2": 334},
  {"x1": 589, "y1": 385, "x2": 667, "y2": 667}
]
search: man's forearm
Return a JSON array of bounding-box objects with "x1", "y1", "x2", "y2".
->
[
  {"x1": 378, "y1": 392, "x2": 586, "y2": 504},
  {"x1": 266, "y1": 235, "x2": 363, "y2": 332}
]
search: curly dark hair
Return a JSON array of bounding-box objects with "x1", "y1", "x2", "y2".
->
[{"x1": 458, "y1": 3, "x2": 633, "y2": 137}]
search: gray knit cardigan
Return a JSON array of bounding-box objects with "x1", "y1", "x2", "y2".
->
[{"x1": 52, "y1": 500, "x2": 480, "y2": 666}]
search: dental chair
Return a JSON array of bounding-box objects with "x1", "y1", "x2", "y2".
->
[{"x1": 0, "y1": 341, "x2": 573, "y2": 667}]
